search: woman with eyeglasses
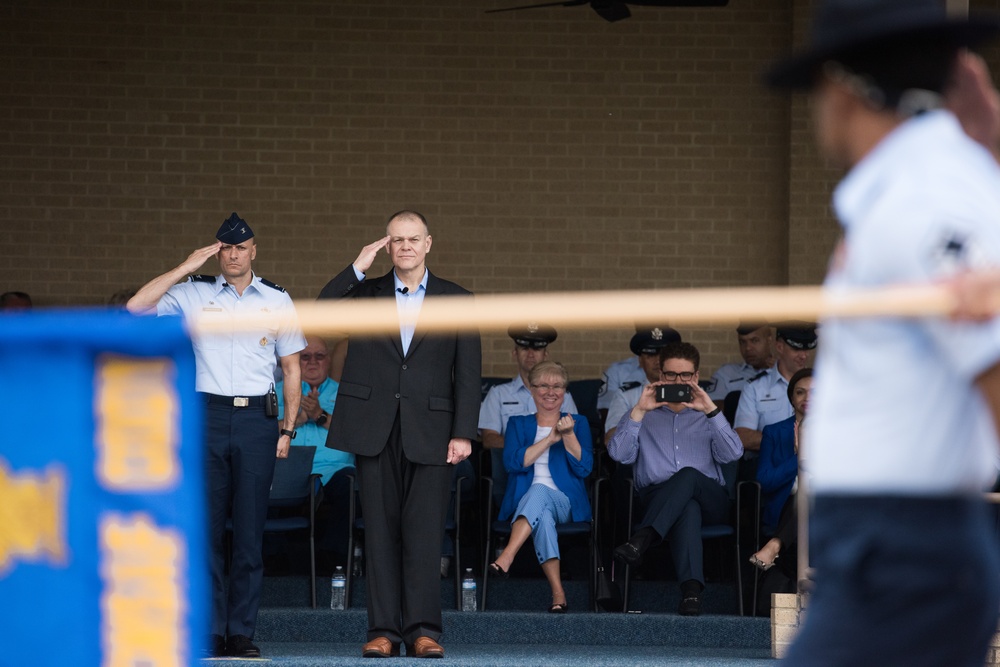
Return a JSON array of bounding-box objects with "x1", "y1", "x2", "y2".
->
[{"x1": 489, "y1": 360, "x2": 593, "y2": 613}]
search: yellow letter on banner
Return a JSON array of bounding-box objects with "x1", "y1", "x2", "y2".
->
[
  {"x1": 0, "y1": 458, "x2": 67, "y2": 576},
  {"x1": 95, "y1": 355, "x2": 179, "y2": 491},
  {"x1": 99, "y1": 513, "x2": 186, "y2": 667}
]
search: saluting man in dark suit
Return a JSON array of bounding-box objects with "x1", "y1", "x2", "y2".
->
[{"x1": 318, "y1": 210, "x2": 481, "y2": 659}]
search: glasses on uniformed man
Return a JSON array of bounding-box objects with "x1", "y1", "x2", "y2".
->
[{"x1": 661, "y1": 371, "x2": 695, "y2": 381}]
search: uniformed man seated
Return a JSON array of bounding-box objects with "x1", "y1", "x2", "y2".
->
[
  {"x1": 479, "y1": 323, "x2": 578, "y2": 509},
  {"x1": 598, "y1": 323, "x2": 679, "y2": 417},
  {"x1": 706, "y1": 321, "x2": 775, "y2": 402},
  {"x1": 733, "y1": 321, "x2": 817, "y2": 458},
  {"x1": 603, "y1": 325, "x2": 683, "y2": 444}
]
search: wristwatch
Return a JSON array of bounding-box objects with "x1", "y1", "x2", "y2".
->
[
  {"x1": 280, "y1": 428, "x2": 297, "y2": 439},
  {"x1": 316, "y1": 411, "x2": 329, "y2": 427}
]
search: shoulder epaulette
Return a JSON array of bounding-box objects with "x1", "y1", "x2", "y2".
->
[
  {"x1": 260, "y1": 278, "x2": 286, "y2": 293},
  {"x1": 620, "y1": 381, "x2": 642, "y2": 392},
  {"x1": 747, "y1": 369, "x2": 768, "y2": 383},
  {"x1": 191, "y1": 274, "x2": 215, "y2": 283}
]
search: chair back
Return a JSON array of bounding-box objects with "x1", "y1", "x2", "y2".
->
[
  {"x1": 719, "y1": 459, "x2": 739, "y2": 501},
  {"x1": 269, "y1": 445, "x2": 317, "y2": 502},
  {"x1": 722, "y1": 390, "x2": 741, "y2": 426},
  {"x1": 567, "y1": 378, "x2": 604, "y2": 450}
]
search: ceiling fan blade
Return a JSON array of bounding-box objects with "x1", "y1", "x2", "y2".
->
[
  {"x1": 591, "y1": 1, "x2": 631, "y2": 21},
  {"x1": 486, "y1": 0, "x2": 589, "y2": 14}
]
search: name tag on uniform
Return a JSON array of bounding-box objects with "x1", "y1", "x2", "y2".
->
[
  {"x1": 202, "y1": 307, "x2": 222, "y2": 312},
  {"x1": 501, "y1": 401, "x2": 519, "y2": 405}
]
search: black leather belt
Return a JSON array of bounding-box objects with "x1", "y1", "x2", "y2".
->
[{"x1": 203, "y1": 393, "x2": 267, "y2": 408}]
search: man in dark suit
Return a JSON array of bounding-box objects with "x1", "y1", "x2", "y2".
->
[{"x1": 318, "y1": 210, "x2": 481, "y2": 659}]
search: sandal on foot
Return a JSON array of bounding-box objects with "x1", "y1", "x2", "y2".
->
[
  {"x1": 488, "y1": 562, "x2": 509, "y2": 579},
  {"x1": 548, "y1": 602, "x2": 568, "y2": 614},
  {"x1": 749, "y1": 553, "x2": 777, "y2": 572}
]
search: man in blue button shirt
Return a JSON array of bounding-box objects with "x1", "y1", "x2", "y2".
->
[
  {"x1": 317, "y1": 210, "x2": 481, "y2": 660},
  {"x1": 128, "y1": 213, "x2": 306, "y2": 658},
  {"x1": 607, "y1": 341, "x2": 742, "y2": 616}
]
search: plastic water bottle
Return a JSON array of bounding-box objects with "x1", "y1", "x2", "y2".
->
[
  {"x1": 461, "y1": 568, "x2": 477, "y2": 612},
  {"x1": 330, "y1": 566, "x2": 346, "y2": 610}
]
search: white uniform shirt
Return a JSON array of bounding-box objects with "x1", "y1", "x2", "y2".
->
[
  {"x1": 157, "y1": 273, "x2": 306, "y2": 396},
  {"x1": 733, "y1": 364, "x2": 793, "y2": 432},
  {"x1": 598, "y1": 356, "x2": 644, "y2": 411},
  {"x1": 808, "y1": 111, "x2": 1000, "y2": 495},
  {"x1": 605, "y1": 384, "x2": 644, "y2": 433},
  {"x1": 478, "y1": 374, "x2": 578, "y2": 435},
  {"x1": 708, "y1": 361, "x2": 765, "y2": 401}
]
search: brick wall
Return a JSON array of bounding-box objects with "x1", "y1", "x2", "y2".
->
[{"x1": 1, "y1": 0, "x2": 997, "y2": 379}]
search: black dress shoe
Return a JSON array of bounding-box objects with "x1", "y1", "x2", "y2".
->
[
  {"x1": 227, "y1": 634, "x2": 261, "y2": 658},
  {"x1": 613, "y1": 541, "x2": 643, "y2": 567},
  {"x1": 203, "y1": 635, "x2": 226, "y2": 658},
  {"x1": 678, "y1": 596, "x2": 701, "y2": 616}
]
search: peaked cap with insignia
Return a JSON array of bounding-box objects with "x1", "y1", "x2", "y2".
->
[
  {"x1": 630, "y1": 325, "x2": 682, "y2": 356},
  {"x1": 508, "y1": 322, "x2": 558, "y2": 349}
]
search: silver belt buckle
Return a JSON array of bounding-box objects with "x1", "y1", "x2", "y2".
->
[{"x1": 233, "y1": 396, "x2": 249, "y2": 407}]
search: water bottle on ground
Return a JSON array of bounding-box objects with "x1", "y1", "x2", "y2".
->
[
  {"x1": 330, "y1": 565, "x2": 346, "y2": 610},
  {"x1": 461, "y1": 568, "x2": 477, "y2": 612}
]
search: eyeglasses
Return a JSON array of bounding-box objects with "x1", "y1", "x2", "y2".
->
[
  {"x1": 531, "y1": 383, "x2": 566, "y2": 392},
  {"x1": 661, "y1": 371, "x2": 695, "y2": 381},
  {"x1": 300, "y1": 353, "x2": 328, "y2": 362}
]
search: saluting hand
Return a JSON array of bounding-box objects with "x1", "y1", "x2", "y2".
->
[
  {"x1": 180, "y1": 242, "x2": 222, "y2": 274},
  {"x1": 353, "y1": 235, "x2": 391, "y2": 274}
]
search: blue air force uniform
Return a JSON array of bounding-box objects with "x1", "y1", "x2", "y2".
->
[{"x1": 156, "y1": 216, "x2": 306, "y2": 643}]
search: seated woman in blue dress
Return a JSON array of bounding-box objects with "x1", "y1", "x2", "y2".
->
[
  {"x1": 750, "y1": 367, "x2": 812, "y2": 571},
  {"x1": 489, "y1": 361, "x2": 593, "y2": 613}
]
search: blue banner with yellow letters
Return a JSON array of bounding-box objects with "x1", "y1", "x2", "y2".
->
[{"x1": 0, "y1": 309, "x2": 207, "y2": 666}]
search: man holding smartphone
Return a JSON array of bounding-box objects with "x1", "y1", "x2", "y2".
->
[{"x1": 606, "y1": 341, "x2": 743, "y2": 616}]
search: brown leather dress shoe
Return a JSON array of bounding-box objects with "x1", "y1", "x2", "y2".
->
[
  {"x1": 410, "y1": 636, "x2": 445, "y2": 659},
  {"x1": 362, "y1": 637, "x2": 400, "y2": 658}
]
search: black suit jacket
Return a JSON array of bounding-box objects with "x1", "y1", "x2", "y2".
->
[{"x1": 318, "y1": 265, "x2": 481, "y2": 465}]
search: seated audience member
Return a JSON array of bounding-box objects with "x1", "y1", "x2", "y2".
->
[
  {"x1": 479, "y1": 323, "x2": 578, "y2": 507},
  {"x1": 752, "y1": 367, "x2": 813, "y2": 548},
  {"x1": 276, "y1": 334, "x2": 353, "y2": 568},
  {"x1": 598, "y1": 324, "x2": 679, "y2": 414},
  {"x1": 608, "y1": 342, "x2": 743, "y2": 616},
  {"x1": 604, "y1": 325, "x2": 682, "y2": 443},
  {"x1": 707, "y1": 321, "x2": 775, "y2": 401},
  {"x1": 490, "y1": 361, "x2": 593, "y2": 613},
  {"x1": 0, "y1": 291, "x2": 32, "y2": 309},
  {"x1": 734, "y1": 321, "x2": 817, "y2": 453},
  {"x1": 108, "y1": 288, "x2": 137, "y2": 308}
]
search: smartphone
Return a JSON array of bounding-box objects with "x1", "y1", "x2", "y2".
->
[{"x1": 656, "y1": 384, "x2": 692, "y2": 403}]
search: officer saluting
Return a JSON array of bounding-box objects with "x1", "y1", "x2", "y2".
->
[{"x1": 128, "y1": 213, "x2": 306, "y2": 659}]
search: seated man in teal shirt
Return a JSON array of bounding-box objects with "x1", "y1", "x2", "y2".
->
[{"x1": 277, "y1": 335, "x2": 354, "y2": 569}]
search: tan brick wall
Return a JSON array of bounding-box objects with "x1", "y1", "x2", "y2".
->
[{"x1": 2, "y1": 0, "x2": 998, "y2": 379}]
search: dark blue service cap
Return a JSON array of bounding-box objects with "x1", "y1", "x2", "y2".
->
[
  {"x1": 736, "y1": 320, "x2": 769, "y2": 336},
  {"x1": 630, "y1": 326, "x2": 681, "y2": 356},
  {"x1": 775, "y1": 321, "x2": 818, "y2": 350},
  {"x1": 508, "y1": 322, "x2": 557, "y2": 349},
  {"x1": 216, "y1": 212, "x2": 254, "y2": 244}
]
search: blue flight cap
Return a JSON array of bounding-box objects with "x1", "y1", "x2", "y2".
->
[{"x1": 216, "y1": 212, "x2": 254, "y2": 244}]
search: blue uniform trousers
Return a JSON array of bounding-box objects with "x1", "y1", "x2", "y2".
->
[
  {"x1": 203, "y1": 397, "x2": 277, "y2": 639},
  {"x1": 783, "y1": 495, "x2": 1000, "y2": 667}
]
